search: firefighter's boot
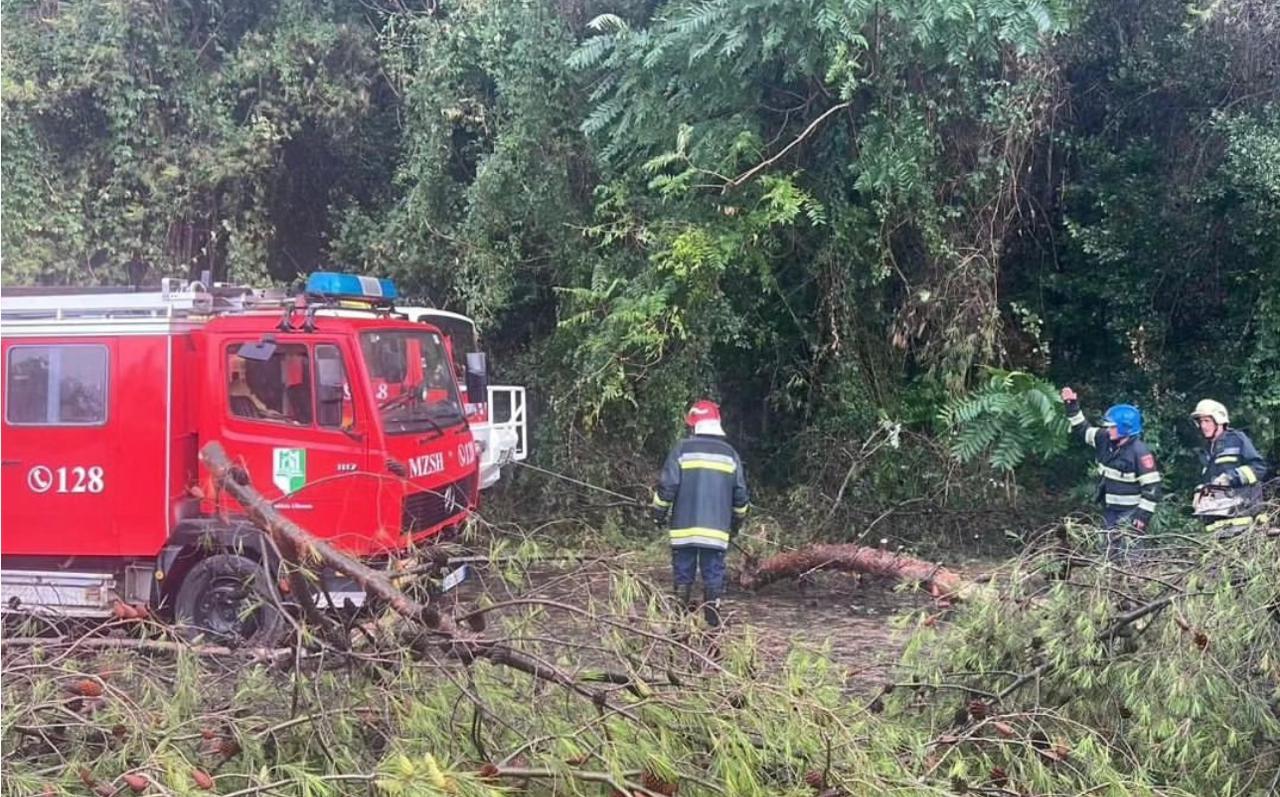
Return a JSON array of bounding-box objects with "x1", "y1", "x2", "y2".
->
[
  {"x1": 674, "y1": 584, "x2": 694, "y2": 614},
  {"x1": 702, "y1": 586, "x2": 722, "y2": 628}
]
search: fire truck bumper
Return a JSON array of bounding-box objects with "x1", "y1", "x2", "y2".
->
[{"x1": 1, "y1": 570, "x2": 119, "y2": 617}]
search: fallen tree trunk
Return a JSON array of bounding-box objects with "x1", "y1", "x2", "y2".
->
[
  {"x1": 201, "y1": 442, "x2": 430, "y2": 624},
  {"x1": 740, "y1": 543, "x2": 968, "y2": 600},
  {"x1": 199, "y1": 442, "x2": 638, "y2": 708}
]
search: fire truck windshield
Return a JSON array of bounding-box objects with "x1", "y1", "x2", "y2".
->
[
  {"x1": 360, "y1": 330, "x2": 465, "y2": 435},
  {"x1": 422, "y1": 315, "x2": 477, "y2": 382}
]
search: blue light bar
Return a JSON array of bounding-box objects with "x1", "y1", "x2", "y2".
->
[{"x1": 306, "y1": 271, "x2": 399, "y2": 302}]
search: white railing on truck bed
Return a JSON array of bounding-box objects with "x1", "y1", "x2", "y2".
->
[
  {"x1": 474, "y1": 385, "x2": 527, "y2": 489},
  {"x1": 488, "y1": 385, "x2": 527, "y2": 463}
]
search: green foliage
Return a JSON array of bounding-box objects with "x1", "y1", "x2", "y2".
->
[
  {"x1": 331, "y1": 0, "x2": 589, "y2": 323},
  {"x1": 4, "y1": 0, "x2": 1279, "y2": 500},
  {"x1": 1026, "y1": 0, "x2": 1280, "y2": 465},
  {"x1": 897, "y1": 526, "x2": 1280, "y2": 794},
  {"x1": 1223, "y1": 109, "x2": 1280, "y2": 449},
  {"x1": 940, "y1": 370, "x2": 1069, "y2": 471},
  {"x1": 1, "y1": 0, "x2": 386, "y2": 285},
  {"x1": 6, "y1": 526, "x2": 1277, "y2": 795}
]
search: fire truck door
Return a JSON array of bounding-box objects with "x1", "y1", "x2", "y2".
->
[
  {"x1": 2, "y1": 339, "x2": 124, "y2": 556},
  {"x1": 218, "y1": 340, "x2": 373, "y2": 544}
]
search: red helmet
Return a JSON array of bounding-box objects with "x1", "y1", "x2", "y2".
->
[{"x1": 685, "y1": 400, "x2": 725, "y2": 435}]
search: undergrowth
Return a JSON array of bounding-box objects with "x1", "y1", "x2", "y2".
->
[{"x1": 3, "y1": 515, "x2": 1278, "y2": 796}]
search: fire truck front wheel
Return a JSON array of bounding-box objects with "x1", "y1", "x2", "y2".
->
[{"x1": 173, "y1": 554, "x2": 286, "y2": 647}]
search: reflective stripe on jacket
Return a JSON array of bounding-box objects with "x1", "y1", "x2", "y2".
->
[
  {"x1": 1200, "y1": 428, "x2": 1268, "y2": 513},
  {"x1": 1201, "y1": 428, "x2": 1267, "y2": 490}
]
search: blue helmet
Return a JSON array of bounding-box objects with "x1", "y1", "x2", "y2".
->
[{"x1": 1103, "y1": 404, "x2": 1143, "y2": 437}]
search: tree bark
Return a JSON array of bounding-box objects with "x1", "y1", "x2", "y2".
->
[
  {"x1": 201, "y1": 442, "x2": 430, "y2": 623},
  {"x1": 740, "y1": 543, "x2": 967, "y2": 600}
]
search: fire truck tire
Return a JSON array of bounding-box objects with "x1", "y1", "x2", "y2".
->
[{"x1": 173, "y1": 554, "x2": 286, "y2": 647}]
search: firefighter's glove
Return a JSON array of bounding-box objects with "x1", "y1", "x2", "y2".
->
[
  {"x1": 652, "y1": 511, "x2": 668, "y2": 529},
  {"x1": 1130, "y1": 518, "x2": 1147, "y2": 534},
  {"x1": 1211, "y1": 474, "x2": 1232, "y2": 487}
]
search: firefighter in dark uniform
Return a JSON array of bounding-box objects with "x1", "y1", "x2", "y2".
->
[
  {"x1": 1060, "y1": 387, "x2": 1162, "y2": 559},
  {"x1": 1190, "y1": 399, "x2": 1269, "y2": 534},
  {"x1": 652, "y1": 400, "x2": 750, "y2": 628}
]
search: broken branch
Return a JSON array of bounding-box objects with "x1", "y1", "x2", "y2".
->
[{"x1": 199, "y1": 441, "x2": 630, "y2": 712}]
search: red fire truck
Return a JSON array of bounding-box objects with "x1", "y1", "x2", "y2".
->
[{"x1": 0, "y1": 273, "x2": 484, "y2": 643}]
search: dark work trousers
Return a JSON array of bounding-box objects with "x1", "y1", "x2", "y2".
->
[
  {"x1": 1101, "y1": 508, "x2": 1143, "y2": 562},
  {"x1": 671, "y1": 546, "x2": 726, "y2": 627}
]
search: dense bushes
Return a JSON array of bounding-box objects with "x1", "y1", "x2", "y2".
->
[{"x1": 3, "y1": 0, "x2": 1276, "y2": 516}]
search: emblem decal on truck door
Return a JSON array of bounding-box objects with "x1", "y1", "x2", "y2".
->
[{"x1": 273, "y1": 448, "x2": 307, "y2": 493}]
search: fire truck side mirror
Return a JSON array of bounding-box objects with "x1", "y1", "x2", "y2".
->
[
  {"x1": 465, "y1": 352, "x2": 488, "y2": 404},
  {"x1": 238, "y1": 337, "x2": 278, "y2": 362}
]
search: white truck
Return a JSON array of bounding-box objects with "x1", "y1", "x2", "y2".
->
[{"x1": 399, "y1": 307, "x2": 527, "y2": 490}]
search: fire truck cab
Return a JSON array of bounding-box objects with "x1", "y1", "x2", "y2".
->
[
  {"x1": 398, "y1": 307, "x2": 527, "y2": 490},
  {"x1": 1, "y1": 273, "x2": 482, "y2": 643}
]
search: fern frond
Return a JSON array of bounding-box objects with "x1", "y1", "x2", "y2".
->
[
  {"x1": 567, "y1": 34, "x2": 616, "y2": 70},
  {"x1": 671, "y1": 0, "x2": 729, "y2": 35},
  {"x1": 940, "y1": 370, "x2": 1067, "y2": 471},
  {"x1": 586, "y1": 13, "x2": 629, "y2": 33}
]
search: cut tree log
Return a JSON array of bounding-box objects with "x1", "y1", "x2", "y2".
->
[{"x1": 739, "y1": 543, "x2": 968, "y2": 601}]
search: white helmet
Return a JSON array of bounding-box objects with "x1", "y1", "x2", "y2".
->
[{"x1": 1191, "y1": 399, "x2": 1229, "y2": 425}]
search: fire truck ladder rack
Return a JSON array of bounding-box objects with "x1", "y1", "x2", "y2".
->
[{"x1": 1, "y1": 280, "x2": 292, "y2": 322}]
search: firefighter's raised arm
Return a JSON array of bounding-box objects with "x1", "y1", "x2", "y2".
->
[{"x1": 1061, "y1": 386, "x2": 1102, "y2": 449}]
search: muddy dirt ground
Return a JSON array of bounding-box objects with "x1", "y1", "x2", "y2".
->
[
  {"x1": 1, "y1": 553, "x2": 987, "y2": 698},
  {"x1": 448, "y1": 556, "x2": 992, "y2": 694}
]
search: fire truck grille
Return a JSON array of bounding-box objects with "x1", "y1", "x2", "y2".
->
[{"x1": 401, "y1": 477, "x2": 473, "y2": 534}]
